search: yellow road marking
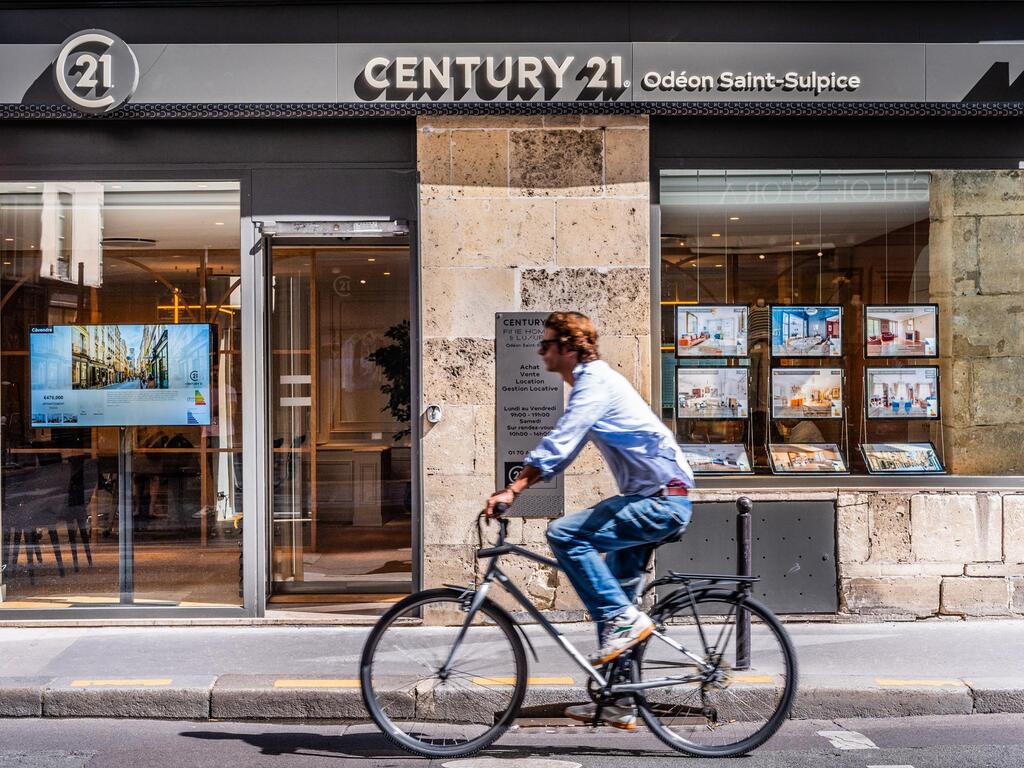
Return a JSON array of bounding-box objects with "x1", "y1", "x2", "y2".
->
[
  {"x1": 729, "y1": 674, "x2": 775, "y2": 684},
  {"x1": 273, "y1": 679, "x2": 360, "y2": 689},
  {"x1": 71, "y1": 679, "x2": 172, "y2": 688},
  {"x1": 875, "y1": 678, "x2": 963, "y2": 687},
  {"x1": 471, "y1": 676, "x2": 575, "y2": 686}
]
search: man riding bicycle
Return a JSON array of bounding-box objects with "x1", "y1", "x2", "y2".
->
[{"x1": 485, "y1": 311, "x2": 694, "y2": 730}]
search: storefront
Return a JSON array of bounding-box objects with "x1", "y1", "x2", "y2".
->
[{"x1": 1, "y1": 2, "x2": 1023, "y2": 620}]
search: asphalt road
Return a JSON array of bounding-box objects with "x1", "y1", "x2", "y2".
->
[{"x1": 0, "y1": 714, "x2": 1021, "y2": 767}]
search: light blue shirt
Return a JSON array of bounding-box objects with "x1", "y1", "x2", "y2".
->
[{"x1": 524, "y1": 359, "x2": 694, "y2": 497}]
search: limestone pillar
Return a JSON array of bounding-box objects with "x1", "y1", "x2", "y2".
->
[{"x1": 417, "y1": 115, "x2": 650, "y2": 617}]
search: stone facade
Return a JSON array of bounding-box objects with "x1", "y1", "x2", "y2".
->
[
  {"x1": 417, "y1": 115, "x2": 651, "y2": 617},
  {"x1": 417, "y1": 130, "x2": 1024, "y2": 624},
  {"x1": 836, "y1": 490, "x2": 1024, "y2": 618},
  {"x1": 930, "y1": 171, "x2": 1024, "y2": 474}
]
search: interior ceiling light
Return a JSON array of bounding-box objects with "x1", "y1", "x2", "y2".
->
[
  {"x1": 3, "y1": 237, "x2": 13, "y2": 242},
  {"x1": 214, "y1": 222, "x2": 225, "y2": 226},
  {"x1": 710, "y1": 233, "x2": 721, "y2": 238},
  {"x1": 759, "y1": 254, "x2": 766, "y2": 259},
  {"x1": 197, "y1": 183, "x2": 209, "y2": 189},
  {"x1": 817, "y1": 251, "x2": 824, "y2": 257},
  {"x1": 383, "y1": 271, "x2": 391, "y2": 276},
  {"x1": 359, "y1": 279, "x2": 366, "y2": 284},
  {"x1": 101, "y1": 237, "x2": 157, "y2": 248},
  {"x1": 794, "y1": 241, "x2": 801, "y2": 245},
  {"x1": 26, "y1": 185, "x2": 37, "y2": 190},
  {"x1": 729, "y1": 216, "x2": 740, "y2": 221},
  {"x1": 367, "y1": 257, "x2": 376, "y2": 262},
  {"x1": 715, "y1": 263, "x2": 723, "y2": 268}
]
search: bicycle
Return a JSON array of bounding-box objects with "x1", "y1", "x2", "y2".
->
[{"x1": 359, "y1": 502, "x2": 798, "y2": 759}]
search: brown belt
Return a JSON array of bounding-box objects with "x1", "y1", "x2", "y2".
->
[{"x1": 655, "y1": 485, "x2": 689, "y2": 497}]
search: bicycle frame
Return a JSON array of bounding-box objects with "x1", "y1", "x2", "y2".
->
[{"x1": 437, "y1": 517, "x2": 731, "y2": 695}]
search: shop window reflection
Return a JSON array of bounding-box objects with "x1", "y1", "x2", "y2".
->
[{"x1": 0, "y1": 181, "x2": 243, "y2": 609}]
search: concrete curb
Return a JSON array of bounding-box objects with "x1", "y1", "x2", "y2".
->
[{"x1": 0, "y1": 676, "x2": 1022, "y2": 720}]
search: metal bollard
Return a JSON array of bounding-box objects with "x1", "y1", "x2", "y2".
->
[{"x1": 735, "y1": 496, "x2": 753, "y2": 670}]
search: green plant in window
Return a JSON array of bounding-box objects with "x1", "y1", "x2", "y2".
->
[{"x1": 367, "y1": 319, "x2": 411, "y2": 440}]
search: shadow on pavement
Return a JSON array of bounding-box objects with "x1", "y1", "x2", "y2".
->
[{"x1": 181, "y1": 728, "x2": 670, "y2": 759}]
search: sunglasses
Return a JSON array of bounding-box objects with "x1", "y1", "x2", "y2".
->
[{"x1": 538, "y1": 339, "x2": 560, "y2": 352}]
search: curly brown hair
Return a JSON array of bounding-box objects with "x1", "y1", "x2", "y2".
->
[{"x1": 544, "y1": 311, "x2": 599, "y2": 362}]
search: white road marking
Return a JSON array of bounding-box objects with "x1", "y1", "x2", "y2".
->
[
  {"x1": 817, "y1": 729, "x2": 879, "y2": 750},
  {"x1": 442, "y1": 760, "x2": 582, "y2": 768}
]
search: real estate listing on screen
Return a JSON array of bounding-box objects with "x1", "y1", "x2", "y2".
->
[
  {"x1": 680, "y1": 443, "x2": 753, "y2": 474},
  {"x1": 676, "y1": 366, "x2": 749, "y2": 420},
  {"x1": 675, "y1": 305, "x2": 749, "y2": 358},
  {"x1": 770, "y1": 305, "x2": 842, "y2": 357},
  {"x1": 30, "y1": 323, "x2": 213, "y2": 427},
  {"x1": 860, "y1": 442, "x2": 945, "y2": 474},
  {"x1": 770, "y1": 367, "x2": 844, "y2": 419},
  {"x1": 768, "y1": 443, "x2": 849, "y2": 474},
  {"x1": 864, "y1": 366, "x2": 940, "y2": 419},
  {"x1": 864, "y1": 305, "x2": 939, "y2": 358}
]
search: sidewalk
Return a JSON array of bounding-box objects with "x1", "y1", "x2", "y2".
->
[{"x1": 0, "y1": 620, "x2": 1022, "y2": 720}]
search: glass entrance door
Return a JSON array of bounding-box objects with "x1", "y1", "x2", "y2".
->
[{"x1": 267, "y1": 240, "x2": 413, "y2": 606}]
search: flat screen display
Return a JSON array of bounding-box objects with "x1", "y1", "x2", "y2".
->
[
  {"x1": 675, "y1": 305, "x2": 749, "y2": 358},
  {"x1": 676, "y1": 367, "x2": 749, "y2": 420},
  {"x1": 865, "y1": 305, "x2": 938, "y2": 358},
  {"x1": 861, "y1": 442, "x2": 944, "y2": 474},
  {"x1": 30, "y1": 323, "x2": 212, "y2": 427},
  {"x1": 864, "y1": 366, "x2": 940, "y2": 419},
  {"x1": 768, "y1": 443, "x2": 848, "y2": 474},
  {"x1": 771, "y1": 305, "x2": 842, "y2": 357},
  {"x1": 680, "y1": 443, "x2": 753, "y2": 474},
  {"x1": 770, "y1": 367, "x2": 844, "y2": 419}
]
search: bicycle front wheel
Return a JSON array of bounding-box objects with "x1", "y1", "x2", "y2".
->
[
  {"x1": 633, "y1": 589, "x2": 797, "y2": 758},
  {"x1": 359, "y1": 588, "x2": 527, "y2": 758}
]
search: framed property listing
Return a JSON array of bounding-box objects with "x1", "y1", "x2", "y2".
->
[
  {"x1": 770, "y1": 305, "x2": 842, "y2": 357},
  {"x1": 676, "y1": 366, "x2": 749, "y2": 420},
  {"x1": 768, "y1": 443, "x2": 849, "y2": 474},
  {"x1": 675, "y1": 305, "x2": 749, "y2": 358},
  {"x1": 679, "y1": 443, "x2": 753, "y2": 475},
  {"x1": 861, "y1": 442, "x2": 945, "y2": 474},
  {"x1": 864, "y1": 305, "x2": 939, "y2": 358},
  {"x1": 770, "y1": 367, "x2": 844, "y2": 419},
  {"x1": 864, "y1": 366, "x2": 940, "y2": 419}
]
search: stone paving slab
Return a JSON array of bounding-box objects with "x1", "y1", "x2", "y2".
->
[
  {"x1": 211, "y1": 675, "x2": 371, "y2": 720},
  {"x1": 0, "y1": 678, "x2": 51, "y2": 717},
  {"x1": 42, "y1": 676, "x2": 215, "y2": 719},
  {"x1": 966, "y1": 677, "x2": 1024, "y2": 714},
  {"x1": 790, "y1": 675, "x2": 975, "y2": 719}
]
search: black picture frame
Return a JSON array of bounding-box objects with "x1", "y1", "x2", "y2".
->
[
  {"x1": 769, "y1": 304, "x2": 843, "y2": 359},
  {"x1": 679, "y1": 443, "x2": 754, "y2": 475},
  {"x1": 676, "y1": 365, "x2": 750, "y2": 420},
  {"x1": 864, "y1": 365, "x2": 941, "y2": 420},
  {"x1": 770, "y1": 366, "x2": 845, "y2": 420},
  {"x1": 863, "y1": 304, "x2": 940, "y2": 359},
  {"x1": 674, "y1": 304, "x2": 750, "y2": 359},
  {"x1": 860, "y1": 442, "x2": 945, "y2": 474},
  {"x1": 767, "y1": 443, "x2": 850, "y2": 474}
]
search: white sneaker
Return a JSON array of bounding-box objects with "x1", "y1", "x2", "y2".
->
[
  {"x1": 564, "y1": 700, "x2": 637, "y2": 730},
  {"x1": 590, "y1": 606, "x2": 654, "y2": 666}
]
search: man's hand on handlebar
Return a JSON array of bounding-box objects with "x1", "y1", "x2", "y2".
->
[
  {"x1": 485, "y1": 464, "x2": 542, "y2": 517},
  {"x1": 485, "y1": 489, "x2": 515, "y2": 518}
]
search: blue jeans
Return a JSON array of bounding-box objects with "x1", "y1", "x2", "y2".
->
[{"x1": 546, "y1": 494, "x2": 693, "y2": 632}]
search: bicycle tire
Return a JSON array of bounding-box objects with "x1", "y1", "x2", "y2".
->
[
  {"x1": 632, "y1": 588, "x2": 798, "y2": 758},
  {"x1": 359, "y1": 588, "x2": 528, "y2": 758}
]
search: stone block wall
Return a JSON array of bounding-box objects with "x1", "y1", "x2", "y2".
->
[
  {"x1": 836, "y1": 490, "x2": 1024, "y2": 618},
  {"x1": 417, "y1": 115, "x2": 650, "y2": 618},
  {"x1": 930, "y1": 171, "x2": 1024, "y2": 474}
]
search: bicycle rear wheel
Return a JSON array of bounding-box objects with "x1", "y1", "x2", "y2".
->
[
  {"x1": 632, "y1": 588, "x2": 797, "y2": 757},
  {"x1": 359, "y1": 588, "x2": 527, "y2": 758}
]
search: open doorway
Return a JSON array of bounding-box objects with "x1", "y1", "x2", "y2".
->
[{"x1": 267, "y1": 239, "x2": 413, "y2": 616}]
